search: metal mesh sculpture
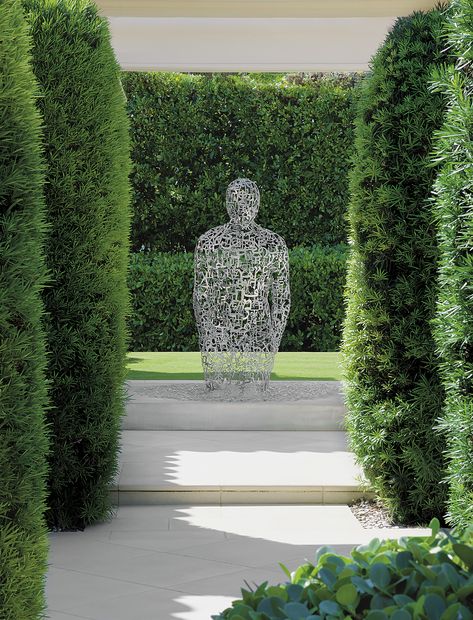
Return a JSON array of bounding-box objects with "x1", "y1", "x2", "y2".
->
[{"x1": 193, "y1": 178, "x2": 290, "y2": 391}]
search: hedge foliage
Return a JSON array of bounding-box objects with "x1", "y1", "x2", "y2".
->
[
  {"x1": 341, "y1": 9, "x2": 449, "y2": 524},
  {"x1": 432, "y1": 0, "x2": 473, "y2": 529},
  {"x1": 24, "y1": 0, "x2": 131, "y2": 530},
  {"x1": 128, "y1": 245, "x2": 348, "y2": 352},
  {"x1": 215, "y1": 520, "x2": 473, "y2": 620},
  {"x1": 0, "y1": 0, "x2": 50, "y2": 616},
  {"x1": 122, "y1": 72, "x2": 357, "y2": 253}
]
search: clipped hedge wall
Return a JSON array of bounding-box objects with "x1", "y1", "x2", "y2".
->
[
  {"x1": 215, "y1": 520, "x2": 473, "y2": 620},
  {"x1": 122, "y1": 72, "x2": 357, "y2": 253},
  {"x1": 128, "y1": 245, "x2": 348, "y2": 352},
  {"x1": 341, "y1": 9, "x2": 448, "y2": 524},
  {"x1": 24, "y1": 0, "x2": 131, "y2": 530},
  {"x1": 432, "y1": 0, "x2": 473, "y2": 529},
  {"x1": 0, "y1": 0, "x2": 50, "y2": 616}
]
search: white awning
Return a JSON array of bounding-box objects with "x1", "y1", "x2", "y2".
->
[{"x1": 96, "y1": 0, "x2": 439, "y2": 72}]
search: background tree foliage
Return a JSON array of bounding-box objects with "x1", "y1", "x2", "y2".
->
[
  {"x1": 122, "y1": 72, "x2": 358, "y2": 252},
  {"x1": 128, "y1": 245, "x2": 348, "y2": 352},
  {"x1": 342, "y1": 9, "x2": 449, "y2": 523}
]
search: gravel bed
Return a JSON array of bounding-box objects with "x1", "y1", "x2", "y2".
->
[{"x1": 349, "y1": 498, "x2": 411, "y2": 529}]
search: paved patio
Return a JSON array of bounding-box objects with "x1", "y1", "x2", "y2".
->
[
  {"x1": 46, "y1": 383, "x2": 430, "y2": 619},
  {"x1": 46, "y1": 504, "x2": 430, "y2": 620}
]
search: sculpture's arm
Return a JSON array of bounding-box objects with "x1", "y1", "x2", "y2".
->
[
  {"x1": 193, "y1": 245, "x2": 206, "y2": 340},
  {"x1": 270, "y1": 243, "x2": 290, "y2": 352}
]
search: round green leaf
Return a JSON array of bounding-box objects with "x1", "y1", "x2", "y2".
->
[
  {"x1": 369, "y1": 563, "x2": 391, "y2": 589},
  {"x1": 257, "y1": 597, "x2": 285, "y2": 618},
  {"x1": 318, "y1": 600, "x2": 341, "y2": 616},
  {"x1": 283, "y1": 601, "x2": 310, "y2": 620},
  {"x1": 453, "y1": 544, "x2": 473, "y2": 570},
  {"x1": 366, "y1": 612, "x2": 388, "y2": 620},
  {"x1": 287, "y1": 584, "x2": 304, "y2": 602},
  {"x1": 335, "y1": 583, "x2": 358, "y2": 607},
  {"x1": 395, "y1": 551, "x2": 413, "y2": 571},
  {"x1": 318, "y1": 567, "x2": 337, "y2": 589},
  {"x1": 423, "y1": 594, "x2": 446, "y2": 620},
  {"x1": 391, "y1": 611, "x2": 411, "y2": 620}
]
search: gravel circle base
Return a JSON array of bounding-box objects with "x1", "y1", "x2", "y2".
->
[{"x1": 131, "y1": 380, "x2": 339, "y2": 402}]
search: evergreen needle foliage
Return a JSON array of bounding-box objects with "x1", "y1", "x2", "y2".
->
[
  {"x1": 432, "y1": 0, "x2": 473, "y2": 529},
  {"x1": 23, "y1": 0, "x2": 131, "y2": 530},
  {"x1": 0, "y1": 0, "x2": 50, "y2": 615},
  {"x1": 342, "y1": 9, "x2": 449, "y2": 524}
]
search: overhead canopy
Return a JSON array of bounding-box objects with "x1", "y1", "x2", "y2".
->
[{"x1": 96, "y1": 0, "x2": 440, "y2": 72}]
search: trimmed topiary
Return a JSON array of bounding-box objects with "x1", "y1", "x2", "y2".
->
[
  {"x1": 342, "y1": 9, "x2": 449, "y2": 523},
  {"x1": 431, "y1": 0, "x2": 473, "y2": 529},
  {"x1": 128, "y1": 245, "x2": 348, "y2": 353},
  {"x1": 23, "y1": 0, "x2": 131, "y2": 530},
  {"x1": 214, "y1": 520, "x2": 473, "y2": 619},
  {"x1": 0, "y1": 0, "x2": 50, "y2": 615}
]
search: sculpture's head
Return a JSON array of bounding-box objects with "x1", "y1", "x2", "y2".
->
[{"x1": 226, "y1": 178, "x2": 260, "y2": 229}]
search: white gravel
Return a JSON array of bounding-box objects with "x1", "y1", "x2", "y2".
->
[{"x1": 349, "y1": 499, "x2": 411, "y2": 529}]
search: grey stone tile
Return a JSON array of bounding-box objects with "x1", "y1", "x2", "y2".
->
[
  {"x1": 174, "y1": 566, "x2": 284, "y2": 596},
  {"x1": 57, "y1": 548, "x2": 250, "y2": 589},
  {"x1": 49, "y1": 534, "x2": 155, "y2": 572},
  {"x1": 108, "y1": 528, "x2": 226, "y2": 553},
  {"x1": 66, "y1": 588, "x2": 235, "y2": 620},
  {"x1": 46, "y1": 566, "x2": 149, "y2": 613}
]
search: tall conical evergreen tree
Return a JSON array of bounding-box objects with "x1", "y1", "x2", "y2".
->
[
  {"x1": 0, "y1": 0, "x2": 51, "y2": 616},
  {"x1": 23, "y1": 0, "x2": 131, "y2": 530},
  {"x1": 432, "y1": 0, "x2": 473, "y2": 529},
  {"x1": 342, "y1": 9, "x2": 449, "y2": 523}
]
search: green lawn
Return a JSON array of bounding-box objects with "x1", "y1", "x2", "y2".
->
[{"x1": 126, "y1": 352, "x2": 342, "y2": 381}]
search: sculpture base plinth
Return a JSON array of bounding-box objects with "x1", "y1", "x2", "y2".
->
[{"x1": 124, "y1": 380, "x2": 346, "y2": 430}]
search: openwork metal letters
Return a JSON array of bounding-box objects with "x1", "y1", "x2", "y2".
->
[{"x1": 193, "y1": 178, "x2": 290, "y2": 391}]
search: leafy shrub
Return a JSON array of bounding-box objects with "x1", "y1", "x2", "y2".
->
[
  {"x1": 0, "y1": 0, "x2": 50, "y2": 615},
  {"x1": 431, "y1": 0, "x2": 473, "y2": 529},
  {"x1": 24, "y1": 0, "x2": 131, "y2": 530},
  {"x1": 122, "y1": 72, "x2": 357, "y2": 252},
  {"x1": 214, "y1": 520, "x2": 473, "y2": 620},
  {"x1": 128, "y1": 245, "x2": 348, "y2": 352},
  {"x1": 341, "y1": 9, "x2": 449, "y2": 524}
]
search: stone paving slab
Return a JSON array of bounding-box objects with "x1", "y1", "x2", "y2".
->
[
  {"x1": 111, "y1": 430, "x2": 372, "y2": 505},
  {"x1": 46, "y1": 505, "x2": 431, "y2": 620},
  {"x1": 124, "y1": 380, "x2": 345, "y2": 431}
]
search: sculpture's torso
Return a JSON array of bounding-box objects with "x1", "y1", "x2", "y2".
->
[{"x1": 196, "y1": 223, "x2": 285, "y2": 353}]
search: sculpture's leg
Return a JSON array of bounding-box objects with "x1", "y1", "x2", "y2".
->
[
  {"x1": 206, "y1": 379, "x2": 216, "y2": 391},
  {"x1": 257, "y1": 352, "x2": 275, "y2": 392},
  {"x1": 203, "y1": 351, "x2": 225, "y2": 391}
]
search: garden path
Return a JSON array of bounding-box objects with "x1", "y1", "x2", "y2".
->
[{"x1": 46, "y1": 380, "x2": 430, "y2": 619}]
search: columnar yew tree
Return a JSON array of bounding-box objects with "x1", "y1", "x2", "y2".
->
[
  {"x1": 24, "y1": 0, "x2": 131, "y2": 530},
  {"x1": 0, "y1": 0, "x2": 50, "y2": 615},
  {"x1": 342, "y1": 9, "x2": 448, "y2": 523},
  {"x1": 432, "y1": 0, "x2": 473, "y2": 529}
]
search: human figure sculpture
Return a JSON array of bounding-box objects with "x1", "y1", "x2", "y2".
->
[{"x1": 193, "y1": 178, "x2": 290, "y2": 391}]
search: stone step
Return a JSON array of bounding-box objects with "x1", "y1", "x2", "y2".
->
[
  {"x1": 110, "y1": 430, "x2": 372, "y2": 506},
  {"x1": 124, "y1": 380, "x2": 346, "y2": 431}
]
